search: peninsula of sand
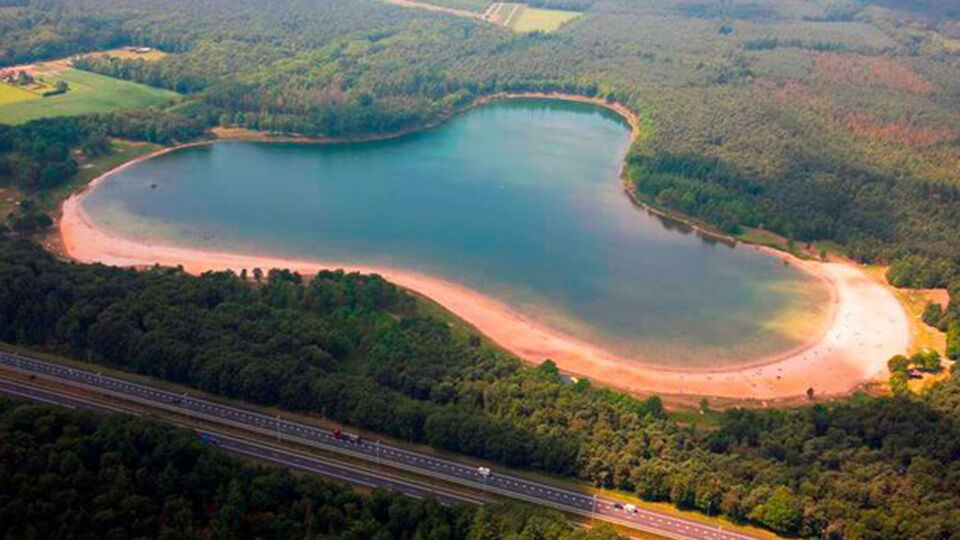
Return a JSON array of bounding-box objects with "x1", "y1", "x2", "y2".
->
[{"x1": 60, "y1": 152, "x2": 910, "y2": 400}]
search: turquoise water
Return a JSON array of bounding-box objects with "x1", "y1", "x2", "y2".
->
[{"x1": 83, "y1": 100, "x2": 828, "y2": 368}]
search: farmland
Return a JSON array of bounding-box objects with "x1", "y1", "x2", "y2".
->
[
  {"x1": 485, "y1": 2, "x2": 579, "y2": 31},
  {"x1": 380, "y1": 0, "x2": 582, "y2": 31},
  {"x1": 0, "y1": 82, "x2": 37, "y2": 106},
  {"x1": 0, "y1": 67, "x2": 178, "y2": 125},
  {"x1": 509, "y1": 5, "x2": 579, "y2": 32}
]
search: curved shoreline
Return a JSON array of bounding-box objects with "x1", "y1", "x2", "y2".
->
[
  {"x1": 56, "y1": 97, "x2": 909, "y2": 399},
  {"x1": 208, "y1": 92, "x2": 643, "y2": 146}
]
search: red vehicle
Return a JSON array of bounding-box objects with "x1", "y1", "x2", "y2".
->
[{"x1": 333, "y1": 429, "x2": 361, "y2": 444}]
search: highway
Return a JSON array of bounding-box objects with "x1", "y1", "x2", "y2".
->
[
  {"x1": 0, "y1": 351, "x2": 763, "y2": 540},
  {"x1": 0, "y1": 378, "x2": 486, "y2": 505}
]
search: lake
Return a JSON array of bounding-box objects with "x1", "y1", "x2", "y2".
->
[{"x1": 82, "y1": 99, "x2": 831, "y2": 369}]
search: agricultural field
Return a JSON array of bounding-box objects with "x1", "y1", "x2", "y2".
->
[
  {"x1": 0, "y1": 67, "x2": 178, "y2": 125},
  {"x1": 486, "y1": 2, "x2": 519, "y2": 25},
  {"x1": 510, "y1": 6, "x2": 579, "y2": 32},
  {"x1": 0, "y1": 82, "x2": 37, "y2": 106},
  {"x1": 486, "y1": 2, "x2": 579, "y2": 32}
]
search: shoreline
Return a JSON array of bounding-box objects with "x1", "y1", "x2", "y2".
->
[
  {"x1": 620, "y1": 178, "x2": 741, "y2": 247},
  {"x1": 208, "y1": 92, "x2": 643, "y2": 147},
  {"x1": 56, "y1": 96, "x2": 910, "y2": 399},
  {"x1": 59, "y1": 194, "x2": 910, "y2": 398}
]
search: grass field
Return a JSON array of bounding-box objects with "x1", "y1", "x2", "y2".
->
[
  {"x1": 509, "y1": 6, "x2": 579, "y2": 32},
  {"x1": 491, "y1": 2, "x2": 522, "y2": 25},
  {"x1": 0, "y1": 83, "x2": 39, "y2": 106},
  {"x1": 0, "y1": 68, "x2": 178, "y2": 125},
  {"x1": 486, "y1": 3, "x2": 579, "y2": 32}
]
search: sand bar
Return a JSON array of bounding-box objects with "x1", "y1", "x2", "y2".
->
[{"x1": 60, "y1": 150, "x2": 910, "y2": 400}]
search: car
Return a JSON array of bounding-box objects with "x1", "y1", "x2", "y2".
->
[{"x1": 613, "y1": 503, "x2": 623, "y2": 510}]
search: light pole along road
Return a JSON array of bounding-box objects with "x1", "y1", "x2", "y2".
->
[{"x1": 0, "y1": 351, "x2": 764, "y2": 540}]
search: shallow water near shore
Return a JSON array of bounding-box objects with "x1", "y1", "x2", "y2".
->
[{"x1": 82, "y1": 99, "x2": 831, "y2": 369}]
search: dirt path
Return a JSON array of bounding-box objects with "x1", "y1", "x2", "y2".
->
[{"x1": 380, "y1": 0, "x2": 486, "y2": 20}]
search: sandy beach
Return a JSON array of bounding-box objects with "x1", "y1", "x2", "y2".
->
[{"x1": 59, "y1": 151, "x2": 910, "y2": 399}]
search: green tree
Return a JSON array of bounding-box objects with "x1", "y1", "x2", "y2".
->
[
  {"x1": 947, "y1": 320, "x2": 959, "y2": 361},
  {"x1": 922, "y1": 302, "x2": 943, "y2": 328},
  {"x1": 910, "y1": 349, "x2": 941, "y2": 372},
  {"x1": 887, "y1": 354, "x2": 909, "y2": 374},
  {"x1": 751, "y1": 486, "x2": 803, "y2": 535},
  {"x1": 889, "y1": 371, "x2": 910, "y2": 396}
]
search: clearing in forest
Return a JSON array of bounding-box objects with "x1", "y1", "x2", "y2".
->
[
  {"x1": 485, "y1": 2, "x2": 579, "y2": 32},
  {"x1": 509, "y1": 6, "x2": 579, "y2": 32},
  {"x1": 387, "y1": 0, "x2": 579, "y2": 31},
  {"x1": 0, "y1": 67, "x2": 178, "y2": 125}
]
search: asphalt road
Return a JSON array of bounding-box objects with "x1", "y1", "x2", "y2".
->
[
  {"x1": 0, "y1": 377, "x2": 485, "y2": 505},
  {"x1": 0, "y1": 351, "x2": 763, "y2": 540}
]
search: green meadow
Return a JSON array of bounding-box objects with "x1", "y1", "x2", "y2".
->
[
  {"x1": 0, "y1": 83, "x2": 40, "y2": 106},
  {"x1": 509, "y1": 5, "x2": 579, "y2": 32},
  {"x1": 0, "y1": 68, "x2": 178, "y2": 125}
]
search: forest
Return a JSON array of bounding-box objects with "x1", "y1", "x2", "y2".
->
[
  {"x1": 0, "y1": 397, "x2": 622, "y2": 540},
  {"x1": 1, "y1": 237, "x2": 959, "y2": 539}
]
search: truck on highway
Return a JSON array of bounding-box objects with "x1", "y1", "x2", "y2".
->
[
  {"x1": 333, "y1": 429, "x2": 362, "y2": 444},
  {"x1": 477, "y1": 466, "x2": 491, "y2": 478},
  {"x1": 623, "y1": 504, "x2": 638, "y2": 514}
]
